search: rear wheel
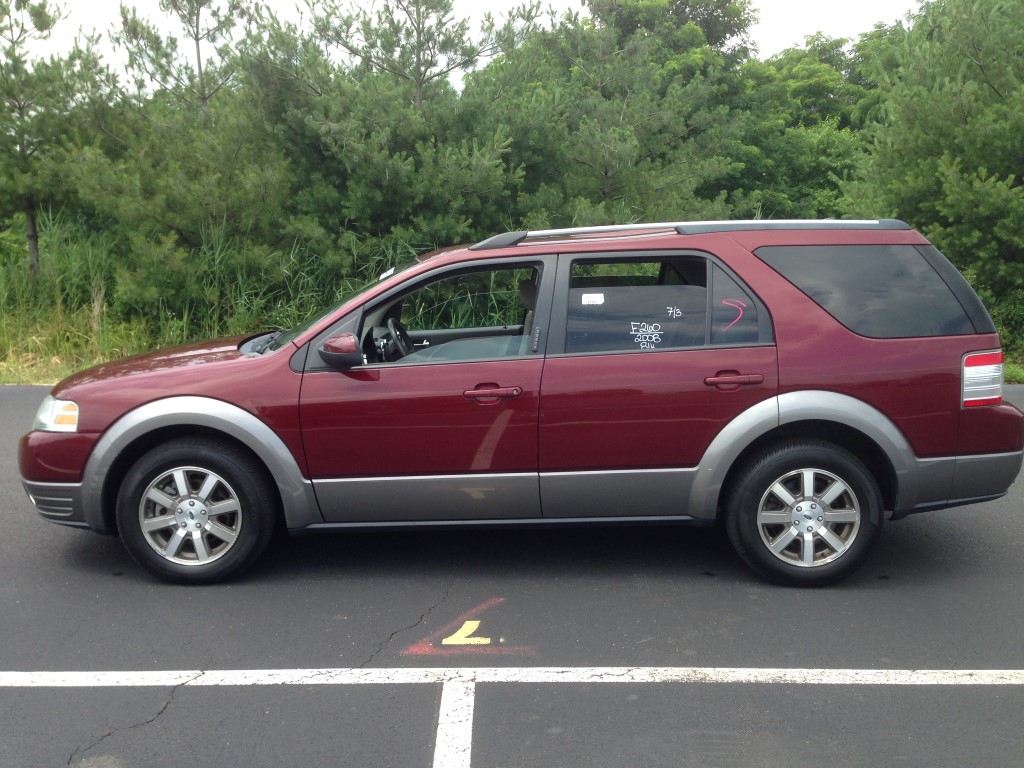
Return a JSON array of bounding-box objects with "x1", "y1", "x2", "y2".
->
[
  {"x1": 725, "y1": 440, "x2": 883, "y2": 586},
  {"x1": 116, "y1": 438, "x2": 277, "y2": 584}
]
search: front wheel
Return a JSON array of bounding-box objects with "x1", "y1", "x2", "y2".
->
[
  {"x1": 116, "y1": 438, "x2": 278, "y2": 584},
  {"x1": 724, "y1": 440, "x2": 883, "y2": 586}
]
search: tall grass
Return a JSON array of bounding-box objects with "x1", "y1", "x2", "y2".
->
[{"x1": 0, "y1": 213, "x2": 415, "y2": 383}]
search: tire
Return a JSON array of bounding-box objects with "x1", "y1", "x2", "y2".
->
[
  {"x1": 116, "y1": 437, "x2": 278, "y2": 584},
  {"x1": 724, "y1": 439, "x2": 883, "y2": 587}
]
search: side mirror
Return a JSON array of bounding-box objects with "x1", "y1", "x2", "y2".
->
[{"x1": 318, "y1": 333, "x2": 364, "y2": 369}]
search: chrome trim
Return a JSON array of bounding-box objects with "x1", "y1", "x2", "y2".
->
[
  {"x1": 81, "y1": 397, "x2": 320, "y2": 531},
  {"x1": 312, "y1": 473, "x2": 539, "y2": 522},
  {"x1": 472, "y1": 220, "x2": 907, "y2": 249},
  {"x1": 294, "y1": 514, "x2": 709, "y2": 533},
  {"x1": 540, "y1": 468, "x2": 697, "y2": 518}
]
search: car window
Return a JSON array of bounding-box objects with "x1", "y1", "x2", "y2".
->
[
  {"x1": 364, "y1": 265, "x2": 540, "y2": 363},
  {"x1": 565, "y1": 257, "x2": 709, "y2": 353},
  {"x1": 755, "y1": 245, "x2": 977, "y2": 338},
  {"x1": 399, "y1": 268, "x2": 533, "y2": 331},
  {"x1": 710, "y1": 265, "x2": 761, "y2": 344}
]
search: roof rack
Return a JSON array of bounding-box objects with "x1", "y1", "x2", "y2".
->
[{"x1": 469, "y1": 219, "x2": 911, "y2": 250}]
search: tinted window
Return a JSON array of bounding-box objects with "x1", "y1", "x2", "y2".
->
[{"x1": 756, "y1": 245, "x2": 975, "y2": 338}]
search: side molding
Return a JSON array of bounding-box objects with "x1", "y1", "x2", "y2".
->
[{"x1": 80, "y1": 396, "x2": 321, "y2": 531}]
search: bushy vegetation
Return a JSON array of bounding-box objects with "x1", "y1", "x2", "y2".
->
[{"x1": 2, "y1": 0, "x2": 1023, "y2": 382}]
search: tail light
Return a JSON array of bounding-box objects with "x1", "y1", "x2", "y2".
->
[{"x1": 962, "y1": 351, "x2": 1004, "y2": 407}]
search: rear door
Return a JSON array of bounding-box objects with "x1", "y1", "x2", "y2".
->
[{"x1": 538, "y1": 251, "x2": 779, "y2": 518}]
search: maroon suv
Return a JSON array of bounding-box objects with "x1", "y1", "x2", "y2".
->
[{"x1": 19, "y1": 220, "x2": 1024, "y2": 585}]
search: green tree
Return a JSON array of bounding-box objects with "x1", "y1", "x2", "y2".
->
[
  {"x1": 586, "y1": 0, "x2": 755, "y2": 53},
  {"x1": 712, "y1": 35, "x2": 871, "y2": 219},
  {"x1": 0, "y1": 0, "x2": 111, "y2": 276},
  {"x1": 62, "y1": 0, "x2": 296, "y2": 325},
  {"x1": 114, "y1": 0, "x2": 256, "y2": 109},
  {"x1": 460, "y1": 1, "x2": 776, "y2": 226},
  {"x1": 846, "y1": 0, "x2": 1024, "y2": 295},
  {"x1": 232, "y1": 7, "x2": 350, "y2": 254},
  {"x1": 313, "y1": 0, "x2": 537, "y2": 110},
  {"x1": 767, "y1": 34, "x2": 864, "y2": 128}
]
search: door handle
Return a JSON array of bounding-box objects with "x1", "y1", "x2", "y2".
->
[
  {"x1": 704, "y1": 373, "x2": 764, "y2": 387},
  {"x1": 464, "y1": 386, "x2": 523, "y2": 400}
]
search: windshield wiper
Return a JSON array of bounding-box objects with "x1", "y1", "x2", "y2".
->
[{"x1": 251, "y1": 330, "x2": 284, "y2": 355}]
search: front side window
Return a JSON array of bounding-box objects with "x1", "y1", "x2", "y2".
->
[
  {"x1": 399, "y1": 268, "x2": 533, "y2": 331},
  {"x1": 361, "y1": 264, "x2": 541, "y2": 363}
]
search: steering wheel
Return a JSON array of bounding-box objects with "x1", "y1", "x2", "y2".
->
[{"x1": 387, "y1": 317, "x2": 414, "y2": 359}]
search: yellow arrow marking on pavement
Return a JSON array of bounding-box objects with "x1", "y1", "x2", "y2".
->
[{"x1": 441, "y1": 620, "x2": 492, "y2": 646}]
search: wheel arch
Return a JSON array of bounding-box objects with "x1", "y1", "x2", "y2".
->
[
  {"x1": 689, "y1": 391, "x2": 917, "y2": 520},
  {"x1": 81, "y1": 396, "x2": 321, "y2": 533},
  {"x1": 719, "y1": 421, "x2": 898, "y2": 521}
]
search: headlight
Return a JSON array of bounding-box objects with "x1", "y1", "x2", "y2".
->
[{"x1": 32, "y1": 395, "x2": 80, "y2": 433}]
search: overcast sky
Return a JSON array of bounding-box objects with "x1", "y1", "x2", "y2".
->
[{"x1": 37, "y1": 0, "x2": 924, "y2": 62}]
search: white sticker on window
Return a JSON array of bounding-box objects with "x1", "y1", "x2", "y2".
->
[
  {"x1": 378, "y1": 267, "x2": 396, "y2": 281},
  {"x1": 582, "y1": 293, "x2": 604, "y2": 306}
]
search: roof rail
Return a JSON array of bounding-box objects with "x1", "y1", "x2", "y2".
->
[
  {"x1": 675, "y1": 219, "x2": 910, "y2": 235},
  {"x1": 470, "y1": 219, "x2": 911, "y2": 250}
]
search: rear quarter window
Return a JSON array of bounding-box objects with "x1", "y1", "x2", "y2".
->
[{"x1": 755, "y1": 245, "x2": 988, "y2": 338}]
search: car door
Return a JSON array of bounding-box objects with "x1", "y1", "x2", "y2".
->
[
  {"x1": 538, "y1": 251, "x2": 779, "y2": 518},
  {"x1": 299, "y1": 257, "x2": 554, "y2": 523}
]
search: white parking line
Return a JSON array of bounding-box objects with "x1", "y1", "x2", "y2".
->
[
  {"x1": 434, "y1": 681, "x2": 475, "y2": 768},
  {"x1": 3, "y1": 666, "x2": 1023, "y2": 687},
  {"x1": 3, "y1": 666, "x2": 1021, "y2": 768}
]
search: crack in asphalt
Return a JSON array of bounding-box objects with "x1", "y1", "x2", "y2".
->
[
  {"x1": 66, "y1": 671, "x2": 204, "y2": 767},
  {"x1": 358, "y1": 586, "x2": 452, "y2": 668}
]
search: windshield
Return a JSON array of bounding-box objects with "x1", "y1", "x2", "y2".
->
[{"x1": 267, "y1": 259, "x2": 420, "y2": 351}]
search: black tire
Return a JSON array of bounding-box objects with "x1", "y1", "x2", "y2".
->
[
  {"x1": 724, "y1": 439, "x2": 883, "y2": 587},
  {"x1": 116, "y1": 437, "x2": 278, "y2": 584}
]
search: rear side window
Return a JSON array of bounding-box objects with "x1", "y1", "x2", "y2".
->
[
  {"x1": 756, "y1": 245, "x2": 980, "y2": 338},
  {"x1": 564, "y1": 256, "x2": 770, "y2": 353}
]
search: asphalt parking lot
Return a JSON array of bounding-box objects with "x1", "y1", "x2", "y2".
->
[{"x1": 2, "y1": 384, "x2": 1022, "y2": 767}]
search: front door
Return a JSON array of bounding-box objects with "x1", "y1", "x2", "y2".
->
[{"x1": 300, "y1": 258, "x2": 553, "y2": 522}]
